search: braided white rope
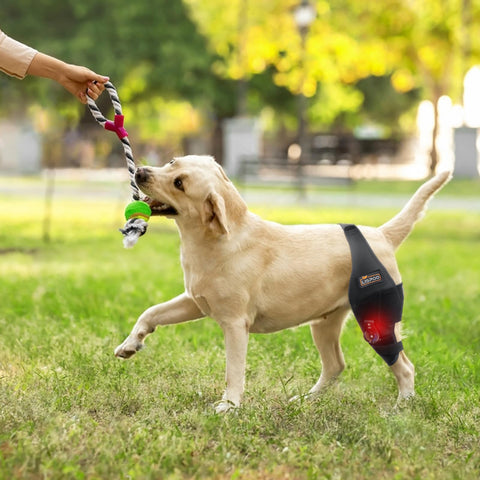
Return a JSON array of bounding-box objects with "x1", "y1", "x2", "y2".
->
[
  {"x1": 86, "y1": 82, "x2": 140, "y2": 200},
  {"x1": 86, "y1": 82, "x2": 148, "y2": 247}
]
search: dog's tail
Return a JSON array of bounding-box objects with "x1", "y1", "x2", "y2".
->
[{"x1": 379, "y1": 170, "x2": 452, "y2": 250}]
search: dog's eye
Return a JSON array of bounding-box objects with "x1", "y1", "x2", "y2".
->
[{"x1": 173, "y1": 177, "x2": 184, "y2": 191}]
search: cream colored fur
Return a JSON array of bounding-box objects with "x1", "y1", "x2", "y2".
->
[{"x1": 114, "y1": 155, "x2": 451, "y2": 413}]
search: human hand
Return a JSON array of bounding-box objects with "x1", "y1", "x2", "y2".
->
[{"x1": 60, "y1": 64, "x2": 109, "y2": 104}]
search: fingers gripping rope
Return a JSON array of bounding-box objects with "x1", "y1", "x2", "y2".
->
[{"x1": 86, "y1": 82, "x2": 151, "y2": 248}]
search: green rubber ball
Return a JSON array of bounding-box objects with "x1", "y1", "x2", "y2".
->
[{"x1": 124, "y1": 200, "x2": 152, "y2": 221}]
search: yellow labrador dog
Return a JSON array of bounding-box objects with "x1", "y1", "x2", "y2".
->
[{"x1": 115, "y1": 155, "x2": 451, "y2": 413}]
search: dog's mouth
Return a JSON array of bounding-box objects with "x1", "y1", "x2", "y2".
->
[{"x1": 146, "y1": 198, "x2": 178, "y2": 216}]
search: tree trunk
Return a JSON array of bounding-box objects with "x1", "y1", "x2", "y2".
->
[
  {"x1": 210, "y1": 116, "x2": 224, "y2": 165},
  {"x1": 429, "y1": 91, "x2": 442, "y2": 175}
]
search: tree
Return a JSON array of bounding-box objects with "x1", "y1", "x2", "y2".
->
[
  {"x1": 340, "y1": 0, "x2": 480, "y2": 173},
  {"x1": 0, "y1": 0, "x2": 231, "y2": 153},
  {"x1": 183, "y1": 0, "x2": 413, "y2": 132}
]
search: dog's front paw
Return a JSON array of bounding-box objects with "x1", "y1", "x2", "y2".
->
[
  {"x1": 114, "y1": 337, "x2": 144, "y2": 359},
  {"x1": 214, "y1": 399, "x2": 239, "y2": 414}
]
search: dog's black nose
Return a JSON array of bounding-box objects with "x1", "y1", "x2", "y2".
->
[{"x1": 135, "y1": 167, "x2": 149, "y2": 184}]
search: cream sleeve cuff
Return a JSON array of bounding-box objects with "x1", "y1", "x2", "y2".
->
[{"x1": 0, "y1": 30, "x2": 38, "y2": 79}]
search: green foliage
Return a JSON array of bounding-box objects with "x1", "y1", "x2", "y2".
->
[
  {"x1": 3, "y1": 1, "x2": 480, "y2": 150},
  {"x1": 1, "y1": 0, "x2": 217, "y2": 99},
  {"x1": 347, "y1": 0, "x2": 480, "y2": 102},
  {"x1": 355, "y1": 75, "x2": 421, "y2": 135},
  {"x1": 0, "y1": 178, "x2": 479, "y2": 478},
  {"x1": 0, "y1": 0, "x2": 424, "y2": 137},
  {"x1": 309, "y1": 81, "x2": 364, "y2": 130},
  {"x1": 0, "y1": 0, "x2": 232, "y2": 141}
]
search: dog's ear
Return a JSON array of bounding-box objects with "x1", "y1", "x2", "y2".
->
[{"x1": 202, "y1": 192, "x2": 229, "y2": 235}]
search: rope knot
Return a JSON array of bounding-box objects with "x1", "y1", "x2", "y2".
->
[
  {"x1": 119, "y1": 218, "x2": 149, "y2": 249},
  {"x1": 105, "y1": 114, "x2": 128, "y2": 139}
]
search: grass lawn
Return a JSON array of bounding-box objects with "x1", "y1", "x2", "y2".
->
[{"x1": 0, "y1": 177, "x2": 479, "y2": 479}]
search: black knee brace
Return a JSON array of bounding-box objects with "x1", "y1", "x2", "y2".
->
[{"x1": 340, "y1": 224, "x2": 404, "y2": 366}]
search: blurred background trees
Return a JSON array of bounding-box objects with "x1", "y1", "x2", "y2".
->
[{"x1": 1, "y1": 0, "x2": 479, "y2": 172}]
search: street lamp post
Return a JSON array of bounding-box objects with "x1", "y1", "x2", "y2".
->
[
  {"x1": 293, "y1": 0, "x2": 316, "y2": 196},
  {"x1": 294, "y1": 0, "x2": 317, "y2": 39}
]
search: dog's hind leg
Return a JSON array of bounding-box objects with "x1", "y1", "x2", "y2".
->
[
  {"x1": 390, "y1": 329, "x2": 415, "y2": 404},
  {"x1": 307, "y1": 306, "x2": 350, "y2": 395}
]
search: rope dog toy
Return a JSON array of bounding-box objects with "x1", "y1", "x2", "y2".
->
[{"x1": 86, "y1": 81, "x2": 151, "y2": 248}]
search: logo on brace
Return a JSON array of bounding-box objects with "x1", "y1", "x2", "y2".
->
[{"x1": 359, "y1": 270, "x2": 383, "y2": 288}]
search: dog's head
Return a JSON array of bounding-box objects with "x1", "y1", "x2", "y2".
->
[{"x1": 135, "y1": 155, "x2": 246, "y2": 236}]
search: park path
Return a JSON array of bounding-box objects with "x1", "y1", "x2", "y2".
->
[
  {"x1": 240, "y1": 188, "x2": 480, "y2": 212},
  {"x1": 0, "y1": 173, "x2": 479, "y2": 212}
]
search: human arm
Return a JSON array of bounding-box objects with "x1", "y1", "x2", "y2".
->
[
  {"x1": 0, "y1": 29, "x2": 37, "y2": 79},
  {"x1": 0, "y1": 29, "x2": 108, "y2": 103},
  {"x1": 26, "y1": 52, "x2": 108, "y2": 103}
]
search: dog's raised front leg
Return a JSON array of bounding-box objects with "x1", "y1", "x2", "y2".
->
[
  {"x1": 215, "y1": 321, "x2": 249, "y2": 414},
  {"x1": 114, "y1": 293, "x2": 204, "y2": 359}
]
